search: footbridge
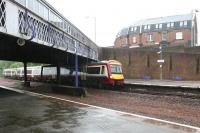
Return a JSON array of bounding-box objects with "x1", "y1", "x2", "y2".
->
[{"x1": 0, "y1": 0, "x2": 98, "y2": 86}]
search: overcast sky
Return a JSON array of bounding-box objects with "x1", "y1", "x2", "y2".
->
[{"x1": 46, "y1": 0, "x2": 199, "y2": 47}]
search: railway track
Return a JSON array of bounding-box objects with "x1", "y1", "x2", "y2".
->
[
  {"x1": 1, "y1": 77, "x2": 200, "y2": 99},
  {"x1": 121, "y1": 85, "x2": 200, "y2": 99},
  {"x1": 28, "y1": 82, "x2": 200, "y2": 99}
]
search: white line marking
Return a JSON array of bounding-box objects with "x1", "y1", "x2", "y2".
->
[
  {"x1": 0, "y1": 85, "x2": 24, "y2": 93},
  {"x1": 1, "y1": 85, "x2": 200, "y2": 131}
]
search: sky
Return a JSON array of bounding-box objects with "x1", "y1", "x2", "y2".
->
[{"x1": 46, "y1": 0, "x2": 200, "y2": 47}]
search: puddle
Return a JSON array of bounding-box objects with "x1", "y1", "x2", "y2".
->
[{"x1": 0, "y1": 90, "x2": 88, "y2": 132}]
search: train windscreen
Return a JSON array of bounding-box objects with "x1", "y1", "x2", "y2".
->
[{"x1": 110, "y1": 65, "x2": 122, "y2": 74}]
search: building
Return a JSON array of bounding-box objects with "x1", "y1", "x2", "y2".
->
[{"x1": 114, "y1": 13, "x2": 198, "y2": 48}]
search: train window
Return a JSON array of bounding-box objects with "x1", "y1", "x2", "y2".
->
[
  {"x1": 6, "y1": 71, "x2": 11, "y2": 74},
  {"x1": 27, "y1": 70, "x2": 32, "y2": 74},
  {"x1": 17, "y1": 70, "x2": 20, "y2": 74},
  {"x1": 87, "y1": 67, "x2": 100, "y2": 74},
  {"x1": 110, "y1": 65, "x2": 122, "y2": 74},
  {"x1": 101, "y1": 66, "x2": 105, "y2": 74}
]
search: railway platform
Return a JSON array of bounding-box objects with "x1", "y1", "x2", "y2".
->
[
  {"x1": 1, "y1": 86, "x2": 200, "y2": 133},
  {"x1": 125, "y1": 79, "x2": 200, "y2": 89}
]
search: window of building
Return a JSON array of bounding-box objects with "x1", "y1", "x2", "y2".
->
[
  {"x1": 131, "y1": 27, "x2": 137, "y2": 32},
  {"x1": 144, "y1": 25, "x2": 147, "y2": 30},
  {"x1": 49, "y1": 11, "x2": 63, "y2": 28},
  {"x1": 68, "y1": 26, "x2": 71, "y2": 34},
  {"x1": 147, "y1": 34, "x2": 153, "y2": 42},
  {"x1": 167, "y1": 23, "x2": 170, "y2": 28},
  {"x1": 184, "y1": 20, "x2": 187, "y2": 26},
  {"x1": 133, "y1": 36, "x2": 137, "y2": 43},
  {"x1": 155, "y1": 24, "x2": 159, "y2": 29},
  {"x1": 28, "y1": 0, "x2": 34, "y2": 11},
  {"x1": 43, "y1": 6, "x2": 49, "y2": 20},
  {"x1": 134, "y1": 27, "x2": 137, "y2": 31},
  {"x1": 162, "y1": 32, "x2": 167, "y2": 41},
  {"x1": 159, "y1": 24, "x2": 162, "y2": 29},
  {"x1": 131, "y1": 27, "x2": 134, "y2": 32},
  {"x1": 147, "y1": 25, "x2": 150, "y2": 30},
  {"x1": 180, "y1": 21, "x2": 183, "y2": 27},
  {"x1": 16, "y1": 0, "x2": 26, "y2": 6},
  {"x1": 28, "y1": 0, "x2": 39, "y2": 14},
  {"x1": 64, "y1": 23, "x2": 68, "y2": 31},
  {"x1": 176, "y1": 32, "x2": 183, "y2": 40},
  {"x1": 171, "y1": 22, "x2": 174, "y2": 27}
]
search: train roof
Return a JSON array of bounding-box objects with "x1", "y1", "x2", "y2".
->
[
  {"x1": 88, "y1": 60, "x2": 122, "y2": 66},
  {"x1": 3, "y1": 68, "x2": 17, "y2": 71}
]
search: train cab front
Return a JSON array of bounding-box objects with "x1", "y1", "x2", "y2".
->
[{"x1": 109, "y1": 64, "x2": 124, "y2": 86}]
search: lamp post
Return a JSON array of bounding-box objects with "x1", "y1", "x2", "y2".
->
[
  {"x1": 85, "y1": 16, "x2": 96, "y2": 43},
  {"x1": 156, "y1": 42, "x2": 164, "y2": 80},
  {"x1": 159, "y1": 45, "x2": 163, "y2": 80}
]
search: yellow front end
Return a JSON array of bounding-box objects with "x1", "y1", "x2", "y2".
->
[{"x1": 111, "y1": 74, "x2": 124, "y2": 80}]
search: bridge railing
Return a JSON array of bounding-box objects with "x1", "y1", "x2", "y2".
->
[
  {"x1": 0, "y1": 0, "x2": 98, "y2": 60},
  {"x1": 0, "y1": 0, "x2": 5, "y2": 30}
]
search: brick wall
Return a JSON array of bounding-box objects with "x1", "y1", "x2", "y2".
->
[
  {"x1": 114, "y1": 29, "x2": 191, "y2": 48},
  {"x1": 99, "y1": 47, "x2": 200, "y2": 80}
]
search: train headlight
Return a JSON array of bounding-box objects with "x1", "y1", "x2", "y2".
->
[{"x1": 110, "y1": 75, "x2": 113, "y2": 79}]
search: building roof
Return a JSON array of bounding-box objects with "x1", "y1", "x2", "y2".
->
[
  {"x1": 130, "y1": 14, "x2": 193, "y2": 26},
  {"x1": 117, "y1": 13, "x2": 193, "y2": 37}
]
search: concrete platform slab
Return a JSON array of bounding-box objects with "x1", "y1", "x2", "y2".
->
[
  {"x1": 125, "y1": 79, "x2": 200, "y2": 89},
  {"x1": 0, "y1": 87, "x2": 200, "y2": 133}
]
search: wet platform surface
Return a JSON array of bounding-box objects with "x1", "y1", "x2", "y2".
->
[
  {"x1": 0, "y1": 88, "x2": 199, "y2": 133},
  {"x1": 125, "y1": 79, "x2": 200, "y2": 89}
]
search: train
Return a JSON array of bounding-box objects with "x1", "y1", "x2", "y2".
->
[
  {"x1": 86, "y1": 60, "x2": 124, "y2": 88},
  {"x1": 3, "y1": 60, "x2": 124, "y2": 88}
]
